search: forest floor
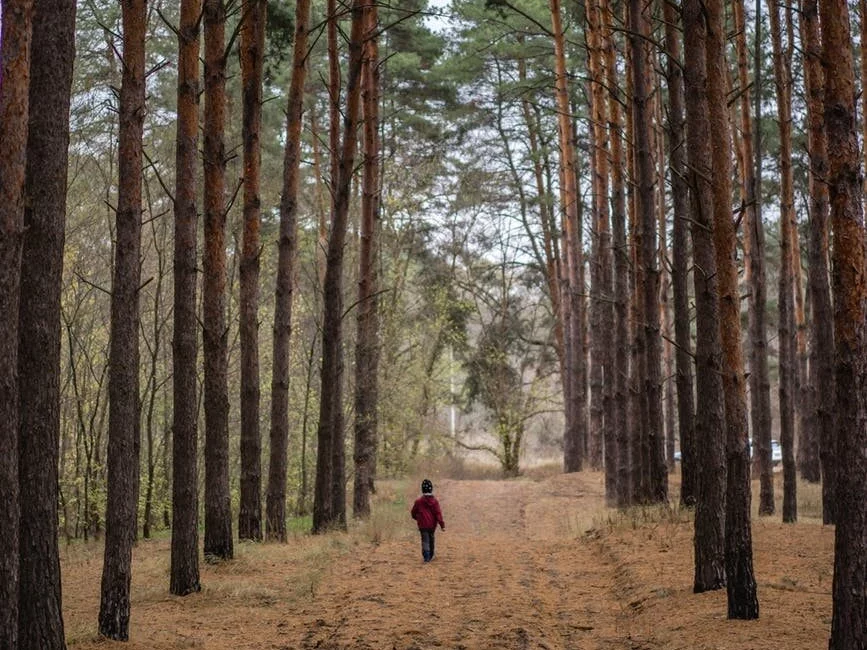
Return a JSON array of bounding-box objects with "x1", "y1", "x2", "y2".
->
[{"x1": 63, "y1": 470, "x2": 834, "y2": 649}]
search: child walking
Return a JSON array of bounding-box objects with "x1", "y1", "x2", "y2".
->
[{"x1": 410, "y1": 479, "x2": 445, "y2": 562}]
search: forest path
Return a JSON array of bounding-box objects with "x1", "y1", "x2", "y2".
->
[
  {"x1": 294, "y1": 474, "x2": 631, "y2": 650},
  {"x1": 63, "y1": 471, "x2": 836, "y2": 649}
]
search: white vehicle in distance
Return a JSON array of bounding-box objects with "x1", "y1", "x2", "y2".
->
[{"x1": 673, "y1": 439, "x2": 782, "y2": 465}]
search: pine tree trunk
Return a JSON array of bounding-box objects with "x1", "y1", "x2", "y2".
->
[
  {"x1": 313, "y1": 0, "x2": 368, "y2": 533},
  {"x1": 629, "y1": 0, "x2": 665, "y2": 504},
  {"x1": 656, "y1": 89, "x2": 674, "y2": 474},
  {"x1": 820, "y1": 1, "x2": 867, "y2": 645},
  {"x1": 171, "y1": 0, "x2": 202, "y2": 594},
  {"x1": 353, "y1": 3, "x2": 381, "y2": 519},
  {"x1": 202, "y1": 0, "x2": 233, "y2": 561},
  {"x1": 0, "y1": 1, "x2": 33, "y2": 643},
  {"x1": 267, "y1": 0, "x2": 311, "y2": 542},
  {"x1": 706, "y1": 0, "x2": 759, "y2": 619},
  {"x1": 605, "y1": 3, "x2": 630, "y2": 507},
  {"x1": 662, "y1": 0, "x2": 696, "y2": 507},
  {"x1": 595, "y1": 0, "x2": 618, "y2": 501},
  {"x1": 683, "y1": 0, "x2": 726, "y2": 595},
  {"x1": 587, "y1": 0, "x2": 612, "y2": 479},
  {"x1": 800, "y1": 0, "x2": 836, "y2": 526},
  {"x1": 238, "y1": 0, "x2": 266, "y2": 543},
  {"x1": 313, "y1": 0, "x2": 341, "y2": 532},
  {"x1": 518, "y1": 77, "x2": 564, "y2": 376},
  {"x1": 99, "y1": 0, "x2": 145, "y2": 637},
  {"x1": 21, "y1": 0, "x2": 81, "y2": 623},
  {"x1": 789, "y1": 0, "x2": 811, "y2": 484},
  {"x1": 550, "y1": 0, "x2": 585, "y2": 474},
  {"x1": 734, "y1": 0, "x2": 775, "y2": 516},
  {"x1": 768, "y1": 0, "x2": 798, "y2": 523}
]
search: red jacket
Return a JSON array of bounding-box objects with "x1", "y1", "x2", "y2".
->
[{"x1": 411, "y1": 494, "x2": 444, "y2": 530}]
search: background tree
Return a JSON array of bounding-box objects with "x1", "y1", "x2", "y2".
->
[
  {"x1": 683, "y1": 0, "x2": 726, "y2": 595},
  {"x1": 313, "y1": 0, "x2": 368, "y2": 532},
  {"x1": 768, "y1": 0, "x2": 798, "y2": 523},
  {"x1": 238, "y1": 0, "x2": 267, "y2": 543},
  {"x1": 267, "y1": 0, "x2": 312, "y2": 542},
  {"x1": 736, "y1": 0, "x2": 774, "y2": 516},
  {"x1": 587, "y1": 0, "x2": 613, "y2": 482},
  {"x1": 799, "y1": 0, "x2": 835, "y2": 526},
  {"x1": 353, "y1": 0, "x2": 382, "y2": 518},
  {"x1": 662, "y1": 0, "x2": 695, "y2": 507},
  {"x1": 99, "y1": 0, "x2": 146, "y2": 638},
  {"x1": 606, "y1": 0, "x2": 631, "y2": 508},
  {"x1": 202, "y1": 0, "x2": 233, "y2": 561},
  {"x1": 170, "y1": 0, "x2": 203, "y2": 594},
  {"x1": 550, "y1": 0, "x2": 585, "y2": 474},
  {"x1": 629, "y1": 0, "x2": 665, "y2": 504},
  {"x1": 706, "y1": 0, "x2": 758, "y2": 620}
]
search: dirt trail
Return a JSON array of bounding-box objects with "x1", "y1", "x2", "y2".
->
[
  {"x1": 295, "y1": 475, "x2": 627, "y2": 650},
  {"x1": 63, "y1": 471, "x2": 835, "y2": 650}
]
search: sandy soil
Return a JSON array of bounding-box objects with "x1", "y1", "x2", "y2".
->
[{"x1": 62, "y1": 472, "x2": 835, "y2": 649}]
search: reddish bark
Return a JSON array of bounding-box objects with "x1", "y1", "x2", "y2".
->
[
  {"x1": 0, "y1": 0, "x2": 34, "y2": 643},
  {"x1": 683, "y1": 0, "x2": 726, "y2": 595},
  {"x1": 238, "y1": 0, "x2": 267, "y2": 543},
  {"x1": 550, "y1": 0, "x2": 585, "y2": 474},
  {"x1": 706, "y1": 0, "x2": 759, "y2": 619},
  {"x1": 171, "y1": 0, "x2": 203, "y2": 594},
  {"x1": 202, "y1": 0, "x2": 233, "y2": 561},
  {"x1": 820, "y1": 0, "x2": 867, "y2": 645}
]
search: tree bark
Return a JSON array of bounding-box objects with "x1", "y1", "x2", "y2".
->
[
  {"x1": 662, "y1": 0, "x2": 695, "y2": 507},
  {"x1": 550, "y1": 0, "x2": 585, "y2": 475},
  {"x1": 19, "y1": 0, "x2": 77, "y2": 627},
  {"x1": 705, "y1": 0, "x2": 759, "y2": 619},
  {"x1": 267, "y1": 0, "x2": 312, "y2": 542},
  {"x1": 800, "y1": 0, "x2": 835, "y2": 526},
  {"x1": 587, "y1": 0, "x2": 613, "y2": 483},
  {"x1": 768, "y1": 0, "x2": 798, "y2": 523},
  {"x1": 629, "y1": 0, "x2": 665, "y2": 503},
  {"x1": 353, "y1": 2, "x2": 382, "y2": 519},
  {"x1": 605, "y1": 2, "x2": 630, "y2": 507},
  {"x1": 313, "y1": 0, "x2": 368, "y2": 533},
  {"x1": 683, "y1": 0, "x2": 726, "y2": 595},
  {"x1": 202, "y1": 0, "x2": 233, "y2": 561},
  {"x1": 0, "y1": 0, "x2": 33, "y2": 644},
  {"x1": 171, "y1": 0, "x2": 202, "y2": 594},
  {"x1": 734, "y1": 0, "x2": 774, "y2": 516},
  {"x1": 518, "y1": 66, "x2": 564, "y2": 377},
  {"x1": 99, "y1": 0, "x2": 145, "y2": 638},
  {"x1": 238, "y1": 0, "x2": 267, "y2": 543},
  {"x1": 625, "y1": 31, "x2": 645, "y2": 505},
  {"x1": 820, "y1": 1, "x2": 867, "y2": 646}
]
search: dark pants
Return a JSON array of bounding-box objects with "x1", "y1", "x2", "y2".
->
[{"x1": 420, "y1": 528, "x2": 436, "y2": 562}]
